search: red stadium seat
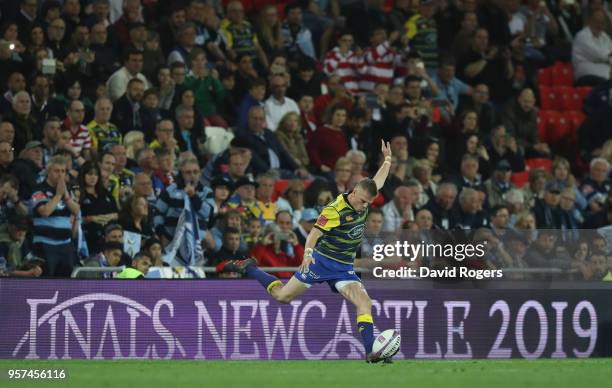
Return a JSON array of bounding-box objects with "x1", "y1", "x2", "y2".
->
[
  {"x1": 539, "y1": 86, "x2": 561, "y2": 110},
  {"x1": 554, "y1": 86, "x2": 576, "y2": 111},
  {"x1": 538, "y1": 110, "x2": 561, "y2": 142},
  {"x1": 525, "y1": 158, "x2": 553, "y2": 172},
  {"x1": 560, "y1": 90, "x2": 583, "y2": 112},
  {"x1": 272, "y1": 179, "x2": 314, "y2": 201},
  {"x1": 511, "y1": 171, "x2": 530, "y2": 188},
  {"x1": 537, "y1": 113, "x2": 547, "y2": 142},
  {"x1": 575, "y1": 86, "x2": 593, "y2": 99},
  {"x1": 547, "y1": 115, "x2": 572, "y2": 143},
  {"x1": 551, "y1": 62, "x2": 574, "y2": 87},
  {"x1": 564, "y1": 110, "x2": 586, "y2": 133},
  {"x1": 273, "y1": 179, "x2": 289, "y2": 201},
  {"x1": 538, "y1": 67, "x2": 553, "y2": 88},
  {"x1": 554, "y1": 85, "x2": 573, "y2": 95}
]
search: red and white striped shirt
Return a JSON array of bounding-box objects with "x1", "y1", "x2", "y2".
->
[
  {"x1": 69, "y1": 125, "x2": 92, "y2": 156},
  {"x1": 323, "y1": 47, "x2": 364, "y2": 95},
  {"x1": 359, "y1": 41, "x2": 399, "y2": 94}
]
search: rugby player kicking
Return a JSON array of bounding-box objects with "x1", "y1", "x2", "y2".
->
[{"x1": 218, "y1": 140, "x2": 393, "y2": 363}]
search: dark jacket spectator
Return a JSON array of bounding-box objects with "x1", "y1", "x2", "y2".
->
[{"x1": 236, "y1": 107, "x2": 298, "y2": 176}]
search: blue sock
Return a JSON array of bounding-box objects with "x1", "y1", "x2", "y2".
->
[
  {"x1": 246, "y1": 264, "x2": 282, "y2": 293},
  {"x1": 357, "y1": 314, "x2": 374, "y2": 354}
]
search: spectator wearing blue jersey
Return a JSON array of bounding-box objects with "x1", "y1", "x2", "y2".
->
[
  {"x1": 154, "y1": 157, "x2": 213, "y2": 246},
  {"x1": 30, "y1": 155, "x2": 80, "y2": 277}
]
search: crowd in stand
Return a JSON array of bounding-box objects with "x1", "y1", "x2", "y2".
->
[{"x1": 0, "y1": 0, "x2": 610, "y2": 280}]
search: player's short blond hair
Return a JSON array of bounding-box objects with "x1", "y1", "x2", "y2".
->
[{"x1": 355, "y1": 178, "x2": 377, "y2": 197}]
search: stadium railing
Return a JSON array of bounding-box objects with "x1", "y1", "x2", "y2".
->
[{"x1": 71, "y1": 266, "x2": 565, "y2": 278}]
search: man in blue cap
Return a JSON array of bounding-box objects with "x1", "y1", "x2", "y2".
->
[
  {"x1": 294, "y1": 208, "x2": 318, "y2": 246},
  {"x1": 483, "y1": 159, "x2": 515, "y2": 208},
  {"x1": 534, "y1": 180, "x2": 563, "y2": 228}
]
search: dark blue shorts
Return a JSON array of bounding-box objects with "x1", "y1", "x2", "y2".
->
[{"x1": 293, "y1": 251, "x2": 361, "y2": 293}]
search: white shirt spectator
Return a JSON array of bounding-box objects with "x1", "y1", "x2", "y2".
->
[
  {"x1": 263, "y1": 96, "x2": 299, "y2": 131},
  {"x1": 572, "y1": 26, "x2": 612, "y2": 80},
  {"x1": 381, "y1": 200, "x2": 414, "y2": 233},
  {"x1": 509, "y1": 12, "x2": 526, "y2": 35},
  {"x1": 106, "y1": 67, "x2": 151, "y2": 101}
]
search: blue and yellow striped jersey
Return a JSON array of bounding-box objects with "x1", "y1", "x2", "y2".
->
[{"x1": 314, "y1": 193, "x2": 368, "y2": 265}]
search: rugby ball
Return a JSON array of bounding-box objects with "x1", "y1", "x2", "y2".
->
[{"x1": 372, "y1": 329, "x2": 401, "y2": 359}]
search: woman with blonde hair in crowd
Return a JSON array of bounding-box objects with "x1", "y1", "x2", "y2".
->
[
  {"x1": 514, "y1": 211, "x2": 537, "y2": 244},
  {"x1": 600, "y1": 139, "x2": 612, "y2": 164},
  {"x1": 276, "y1": 112, "x2": 310, "y2": 172},
  {"x1": 551, "y1": 156, "x2": 587, "y2": 210},
  {"x1": 332, "y1": 157, "x2": 353, "y2": 197},
  {"x1": 124, "y1": 131, "x2": 146, "y2": 169},
  {"x1": 256, "y1": 5, "x2": 284, "y2": 61}
]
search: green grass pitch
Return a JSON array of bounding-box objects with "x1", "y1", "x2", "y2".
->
[{"x1": 0, "y1": 359, "x2": 610, "y2": 388}]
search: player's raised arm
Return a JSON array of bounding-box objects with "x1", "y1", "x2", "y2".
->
[{"x1": 372, "y1": 140, "x2": 393, "y2": 190}]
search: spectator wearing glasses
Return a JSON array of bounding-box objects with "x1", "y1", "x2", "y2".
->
[{"x1": 150, "y1": 119, "x2": 179, "y2": 154}]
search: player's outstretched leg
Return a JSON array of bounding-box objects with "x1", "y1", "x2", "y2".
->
[
  {"x1": 338, "y1": 282, "x2": 381, "y2": 363},
  {"x1": 217, "y1": 258, "x2": 308, "y2": 303},
  {"x1": 217, "y1": 257, "x2": 281, "y2": 291}
]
